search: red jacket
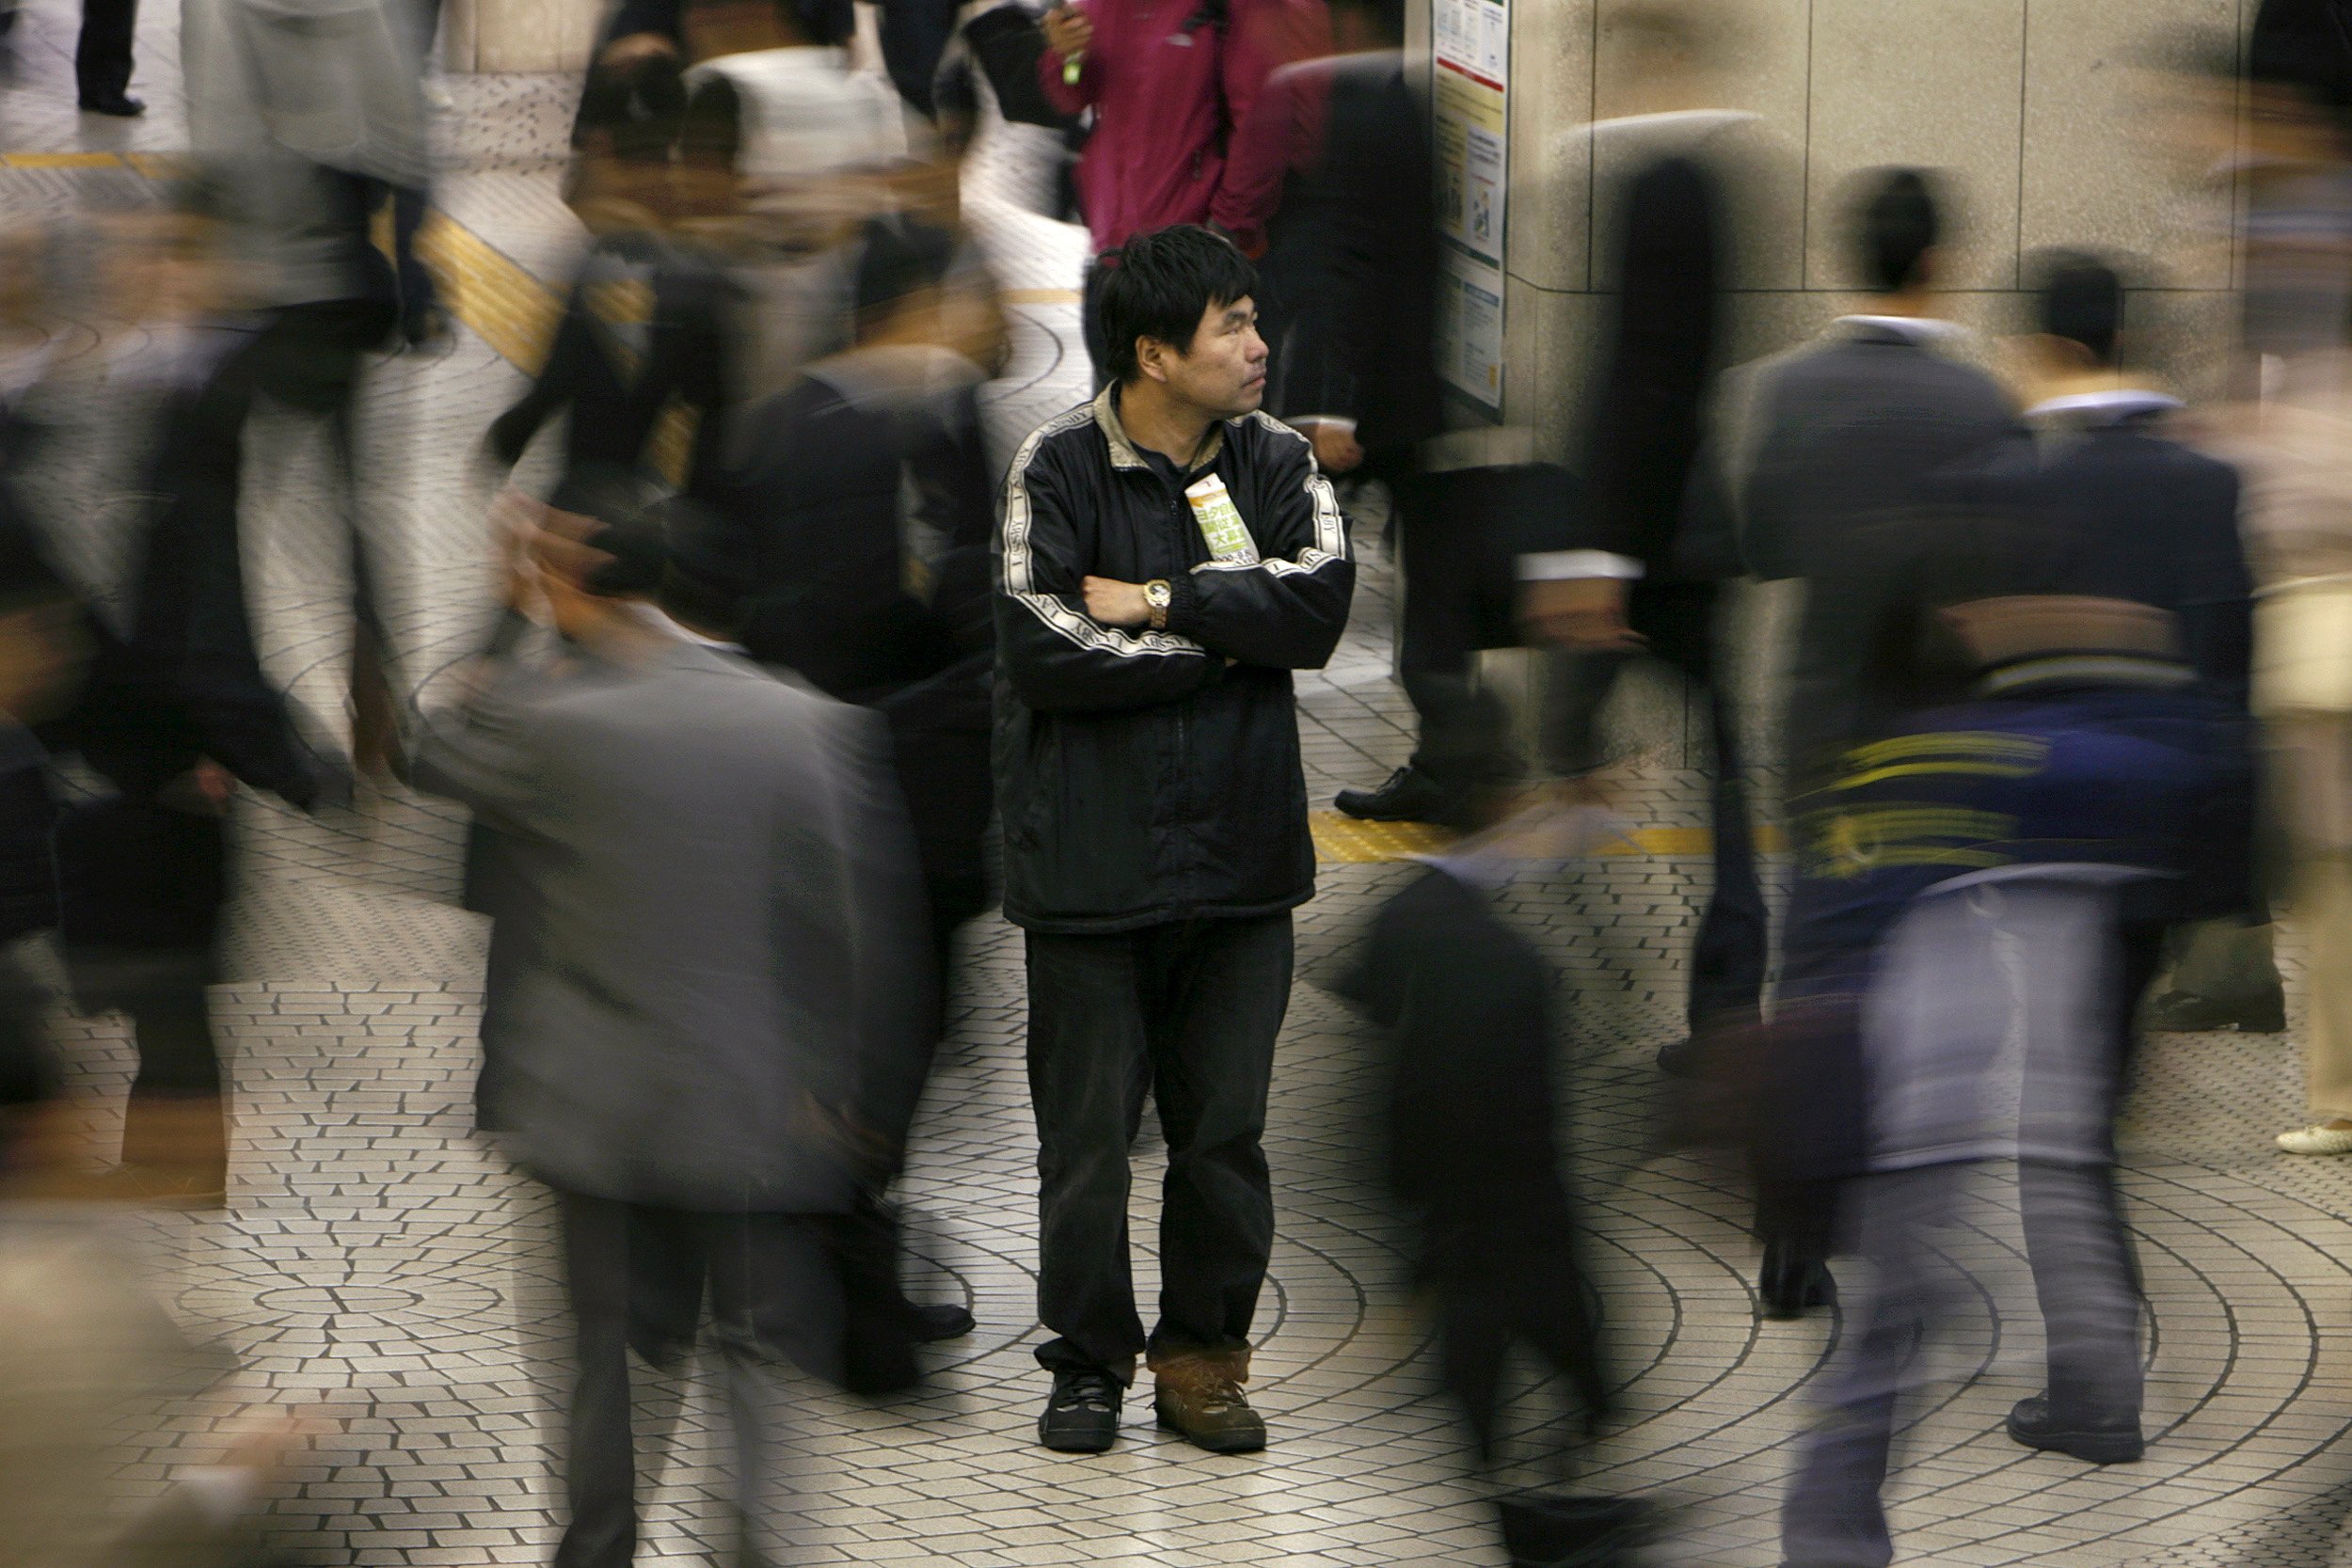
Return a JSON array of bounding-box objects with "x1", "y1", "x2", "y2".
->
[{"x1": 1040, "y1": 0, "x2": 1326, "y2": 259}]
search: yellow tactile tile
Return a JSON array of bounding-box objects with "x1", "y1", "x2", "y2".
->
[{"x1": 1311, "y1": 812, "x2": 1788, "y2": 864}]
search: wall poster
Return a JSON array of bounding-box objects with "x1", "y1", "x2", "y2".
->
[{"x1": 1431, "y1": 0, "x2": 1506, "y2": 410}]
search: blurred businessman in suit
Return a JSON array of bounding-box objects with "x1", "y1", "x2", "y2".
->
[{"x1": 412, "y1": 497, "x2": 930, "y2": 1568}]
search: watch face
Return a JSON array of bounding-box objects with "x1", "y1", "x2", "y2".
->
[{"x1": 1147, "y1": 582, "x2": 1172, "y2": 607}]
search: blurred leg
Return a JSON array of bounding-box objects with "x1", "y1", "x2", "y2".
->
[
  {"x1": 1780, "y1": 1165, "x2": 1956, "y2": 1568},
  {"x1": 552, "y1": 1191, "x2": 642, "y2": 1568},
  {"x1": 73, "y1": 0, "x2": 135, "y2": 104}
]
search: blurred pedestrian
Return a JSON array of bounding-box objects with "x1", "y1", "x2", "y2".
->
[
  {"x1": 2204, "y1": 350, "x2": 2352, "y2": 1153},
  {"x1": 412, "y1": 496, "x2": 932, "y2": 1567},
  {"x1": 31, "y1": 197, "x2": 351, "y2": 1211},
  {"x1": 1039, "y1": 0, "x2": 1322, "y2": 387},
  {"x1": 1714, "y1": 166, "x2": 2013, "y2": 1318},
  {"x1": 1518, "y1": 1, "x2": 1768, "y2": 1069},
  {"x1": 76, "y1": 0, "x2": 142, "y2": 116},
  {"x1": 1211, "y1": 0, "x2": 1469, "y2": 821},
  {"x1": 996, "y1": 224, "x2": 1350, "y2": 1453},
  {"x1": 485, "y1": 52, "x2": 741, "y2": 497},
  {"x1": 182, "y1": 0, "x2": 438, "y2": 774}
]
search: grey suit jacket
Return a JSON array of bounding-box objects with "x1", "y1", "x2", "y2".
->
[
  {"x1": 414, "y1": 638, "x2": 931, "y2": 1212},
  {"x1": 1719, "y1": 320, "x2": 2016, "y2": 772}
]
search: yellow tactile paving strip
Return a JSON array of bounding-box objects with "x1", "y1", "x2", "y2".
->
[{"x1": 1310, "y1": 813, "x2": 1789, "y2": 863}]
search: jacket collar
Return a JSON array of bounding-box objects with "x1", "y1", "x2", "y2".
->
[
  {"x1": 1834, "y1": 313, "x2": 1968, "y2": 349},
  {"x1": 2023, "y1": 388, "x2": 2184, "y2": 428},
  {"x1": 1092, "y1": 383, "x2": 1225, "y2": 474}
]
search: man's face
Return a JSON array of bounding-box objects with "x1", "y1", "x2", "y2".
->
[{"x1": 1150, "y1": 295, "x2": 1268, "y2": 419}]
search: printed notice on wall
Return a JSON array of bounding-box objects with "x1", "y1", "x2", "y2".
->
[{"x1": 1431, "y1": 0, "x2": 1506, "y2": 410}]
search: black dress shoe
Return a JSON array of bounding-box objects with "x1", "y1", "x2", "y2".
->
[
  {"x1": 904, "y1": 1299, "x2": 975, "y2": 1342},
  {"x1": 2143, "y1": 989, "x2": 2286, "y2": 1033},
  {"x1": 1039, "y1": 1367, "x2": 1122, "y2": 1452},
  {"x1": 1334, "y1": 765, "x2": 1460, "y2": 824},
  {"x1": 2006, "y1": 1394, "x2": 2143, "y2": 1463},
  {"x1": 1757, "y1": 1239, "x2": 1834, "y2": 1320},
  {"x1": 78, "y1": 93, "x2": 144, "y2": 116}
]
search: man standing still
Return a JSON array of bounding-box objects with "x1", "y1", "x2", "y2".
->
[{"x1": 995, "y1": 225, "x2": 1351, "y2": 1453}]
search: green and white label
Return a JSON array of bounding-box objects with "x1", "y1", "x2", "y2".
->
[{"x1": 1185, "y1": 474, "x2": 1259, "y2": 564}]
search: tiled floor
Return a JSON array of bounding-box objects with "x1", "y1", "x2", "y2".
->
[{"x1": 6, "y1": 5, "x2": 2352, "y2": 1564}]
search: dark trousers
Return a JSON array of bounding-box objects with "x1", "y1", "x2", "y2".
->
[
  {"x1": 1025, "y1": 912, "x2": 1293, "y2": 1380},
  {"x1": 1393, "y1": 467, "x2": 1517, "y2": 788},
  {"x1": 1548, "y1": 579, "x2": 1767, "y2": 1024},
  {"x1": 74, "y1": 0, "x2": 135, "y2": 102},
  {"x1": 551, "y1": 1190, "x2": 841, "y2": 1568}
]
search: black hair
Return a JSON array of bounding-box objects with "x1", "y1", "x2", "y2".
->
[
  {"x1": 2251, "y1": 0, "x2": 2352, "y2": 115},
  {"x1": 1098, "y1": 224, "x2": 1257, "y2": 386},
  {"x1": 852, "y1": 216, "x2": 957, "y2": 334},
  {"x1": 2032, "y1": 248, "x2": 2126, "y2": 369},
  {"x1": 680, "y1": 0, "x2": 852, "y2": 47},
  {"x1": 1327, "y1": 0, "x2": 1405, "y2": 40},
  {"x1": 548, "y1": 466, "x2": 672, "y2": 598},
  {"x1": 573, "y1": 52, "x2": 688, "y2": 161},
  {"x1": 1853, "y1": 167, "x2": 1940, "y2": 294}
]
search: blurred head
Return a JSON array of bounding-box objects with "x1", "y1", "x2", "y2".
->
[
  {"x1": 1327, "y1": 0, "x2": 1404, "y2": 51},
  {"x1": 88, "y1": 182, "x2": 234, "y2": 325},
  {"x1": 567, "y1": 53, "x2": 688, "y2": 231},
  {"x1": 1852, "y1": 166, "x2": 1942, "y2": 296},
  {"x1": 852, "y1": 216, "x2": 956, "y2": 340},
  {"x1": 681, "y1": 0, "x2": 850, "y2": 59},
  {"x1": 1102, "y1": 225, "x2": 1265, "y2": 417},
  {"x1": 2030, "y1": 248, "x2": 2127, "y2": 371},
  {"x1": 1606, "y1": 0, "x2": 1732, "y2": 96}
]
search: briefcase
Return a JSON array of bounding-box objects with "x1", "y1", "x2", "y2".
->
[{"x1": 1496, "y1": 1492, "x2": 1652, "y2": 1568}]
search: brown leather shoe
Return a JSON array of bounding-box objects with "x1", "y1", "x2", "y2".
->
[{"x1": 1152, "y1": 1356, "x2": 1266, "y2": 1453}]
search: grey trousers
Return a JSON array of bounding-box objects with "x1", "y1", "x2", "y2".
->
[
  {"x1": 1781, "y1": 880, "x2": 2146, "y2": 1568},
  {"x1": 1778, "y1": 1160, "x2": 2143, "y2": 1566}
]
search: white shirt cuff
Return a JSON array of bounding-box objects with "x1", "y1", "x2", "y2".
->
[{"x1": 1518, "y1": 550, "x2": 1646, "y2": 582}]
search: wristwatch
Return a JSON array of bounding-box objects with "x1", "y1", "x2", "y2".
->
[{"x1": 1143, "y1": 578, "x2": 1173, "y2": 630}]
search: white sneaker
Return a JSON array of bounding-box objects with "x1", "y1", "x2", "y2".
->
[{"x1": 2277, "y1": 1124, "x2": 2352, "y2": 1155}]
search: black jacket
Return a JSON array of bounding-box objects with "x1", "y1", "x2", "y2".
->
[
  {"x1": 1266, "y1": 52, "x2": 1444, "y2": 462},
  {"x1": 1580, "y1": 153, "x2": 1724, "y2": 575},
  {"x1": 993, "y1": 388, "x2": 1352, "y2": 932},
  {"x1": 1732, "y1": 319, "x2": 2015, "y2": 772}
]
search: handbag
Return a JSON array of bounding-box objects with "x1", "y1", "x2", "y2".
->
[{"x1": 2254, "y1": 575, "x2": 2352, "y2": 716}]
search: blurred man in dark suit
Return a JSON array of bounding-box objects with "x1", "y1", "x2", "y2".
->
[{"x1": 1713, "y1": 167, "x2": 2013, "y2": 1317}]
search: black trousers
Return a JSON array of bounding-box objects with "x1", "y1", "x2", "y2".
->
[
  {"x1": 551, "y1": 1190, "x2": 841, "y2": 1568},
  {"x1": 1547, "y1": 579, "x2": 1767, "y2": 1025},
  {"x1": 1393, "y1": 466, "x2": 1518, "y2": 787},
  {"x1": 75, "y1": 0, "x2": 135, "y2": 103},
  {"x1": 1025, "y1": 913, "x2": 1293, "y2": 1380}
]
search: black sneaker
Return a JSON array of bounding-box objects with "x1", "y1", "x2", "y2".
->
[
  {"x1": 905, "y1": 1300, "x2": 975, "y2": 1342},
  {"x1": 2143, "y1": 990, "x2": 2286, "y2": 1034},
  {"x1": 1756, "y1": 1238, "x2": 1834, "y2": 1321},
  {"x1": 1039, "y1": 1367, "x2": 1122, "y2": 1452},
  {"x1": 1334, "y1": 765, "x2": 1459, "y2": 824},
  {"x1": 2006, "y1": 1395, "x2": 2143, "y2": 1464}
]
